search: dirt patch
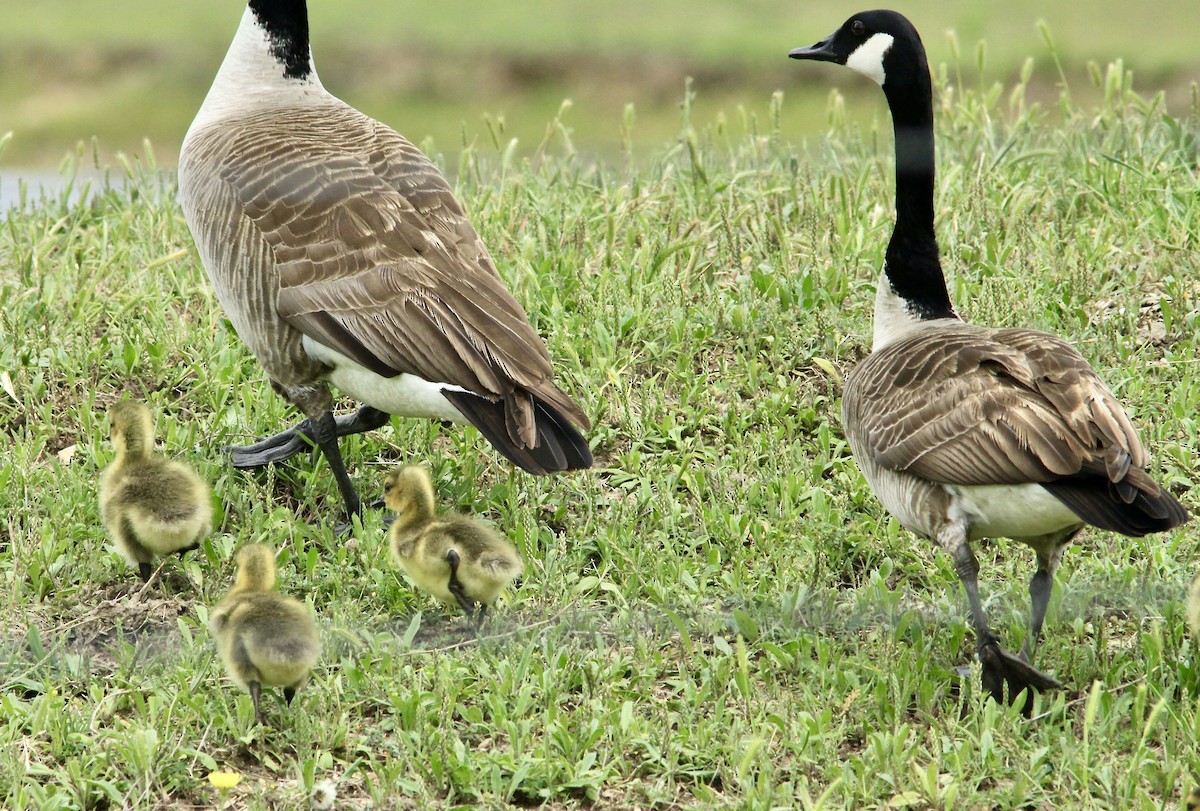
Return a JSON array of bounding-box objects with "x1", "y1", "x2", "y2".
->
[
  {"x1": 70, "y1": 580, "x2": 193, "y2": 652},
  {"x1": 17, "y1": 577, "x2": 200, "y2": 683}
]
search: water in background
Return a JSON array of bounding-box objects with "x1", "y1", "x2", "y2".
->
[{"x1": 0, "y1": 169, "x2": 101, "y2": 212}]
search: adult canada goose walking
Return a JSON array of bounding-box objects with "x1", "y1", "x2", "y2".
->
[
  {"x1": 99, "y1": 400, "x2": 213, "y2": 582},
  {"x1": 790, "y1": 10, "x2": 1188, "y2": 704},
  {"x1": 178, "y1": 1, "x2": 592, "y2": 523}
]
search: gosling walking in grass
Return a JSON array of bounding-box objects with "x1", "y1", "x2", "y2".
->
[
  {"x1": 383, "y1": 465, "x2": 524, "y2": 628},
  {"x1": 99, "y1": 400, "x2": 212, "y2": 583},
  {"x1": 210, "y1": 543, "x2": 321, "y2": 725}
]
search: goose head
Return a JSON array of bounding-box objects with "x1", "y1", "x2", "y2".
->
[
  {"x1": 234, "y1": 543, "x2": 278, "y2": 592},
  {"x1": 789, "y1": 9, "x2": 951, "y2": 343},
  {"x1": 382, "y1": 466, "x2": 437, "y2": 521},
  {"x1": 108, "y1": 400, "x2": 155, "y2": 460},
  {"x1": 788, "y1": 10, "x2": 927, "y2": 92}
]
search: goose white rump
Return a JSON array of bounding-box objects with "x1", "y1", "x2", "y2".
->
[
  {"x1": 302, "y1": 338, "x2": 468, "y2": 423},
  {"x1": 949, "y1": 483, "x2": 1081, "y2": 541}
]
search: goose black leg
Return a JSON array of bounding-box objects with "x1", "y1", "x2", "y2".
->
[
  {"x1": 942, "y1": 525, "x2": 1062, "y2": 710},
  {"x1": 225, "y1": 406, "x2": 390, "y2": 467},
  {"x1": 445, "y1": 549, "x2": 479, "y2": 621},
  {"x1": 138, "y1": 562, "x2": 153, "y2": 582},
  {"x1": 1020, "y1": 568, "x2": 1053, "y2": 663},
  {"x1": 309, "y1": 411, "x2": 363, "y2": 526},
  {"x1": 1019, "y1": 534, "x2": 1073, "y2": 663},
  {"x1": 283, "y1": 685, "x2": 297, "y2": 706}
]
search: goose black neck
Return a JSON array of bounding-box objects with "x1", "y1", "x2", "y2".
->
[
  {"x1": 881, "y1": 58, "x2": 954, "y2": 320},
  {"x1": 248, "y1": 0, "x2": 311, "y2": 80}
]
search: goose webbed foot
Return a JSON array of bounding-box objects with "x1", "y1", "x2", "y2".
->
[
  {"x1": 978, "y1": 640, "x2": 1063, "y2": 712},
  {"x1": 224, "y1": 406, "x2": 391, "y2": 468},
  {"x1": 944, "y1": 528, "x2": 1062, "y2": 713},
  {"x1": 233, "y1": 409, "x2": 392, "y2": 532},
  {"x1": 225, "y1": 421, "x2": 315, "y2": 467}
]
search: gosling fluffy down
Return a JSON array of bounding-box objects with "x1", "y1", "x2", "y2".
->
[
  {"x1": 99, "y1": 400, "x2": 213, "y2": 582},
  {"x1": 383, "y1": 465, "x2": 524, "y2": 623},
  {"x1": 210, "y1": 544, "x2": 321, "y2": 724}
]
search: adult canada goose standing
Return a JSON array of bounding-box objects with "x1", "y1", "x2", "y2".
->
[
  {"x1": 790, "y1": 10, "x2": 1188, "y2": 704},
  {"x1": 99, "y1": 400, "x2": 213, "y2": 582},
  {"x1": 178, "y1": 0, "x2": 592, "y2": 524},
  {"x1": 383, "y1": 465, "x2": 524, "y2": 627},
  {"x1": 210, "y1": 543, "x2": 321, "y2": 724}
]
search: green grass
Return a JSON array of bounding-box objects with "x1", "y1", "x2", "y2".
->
[
  {"x1": 1, "y1": 60, "x2": 1199, "y2": 810},
  {"x1": 1, "y1": 0, "x2": 1199, "y2": 166}
]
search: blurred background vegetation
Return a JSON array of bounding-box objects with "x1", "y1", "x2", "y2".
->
[{"x1": 0, "y1": 0, "x2": 1198, "y2": 169}]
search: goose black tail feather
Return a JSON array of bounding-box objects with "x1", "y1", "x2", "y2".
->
[
  {"x1": 1042, "y1": 476, "x2": 1188, "y2": 537},
  {"x1": 442, "y1": 390, "x2": 592, "y2": 475}
]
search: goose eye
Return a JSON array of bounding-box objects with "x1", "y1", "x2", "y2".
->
[
  {"x1": 851, "y1": 20, "x2": 866, "y2": 36},
  {"x1": 383, "y1": 482, "x2": 393, "y2": 493}
]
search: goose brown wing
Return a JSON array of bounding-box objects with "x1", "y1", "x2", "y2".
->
[
  {"x1": 847, "y1": 324, "x2": 1146, "y2": 487},
  {"x1": 208, "y1": 106, "x2": 587, "y2": 433}
]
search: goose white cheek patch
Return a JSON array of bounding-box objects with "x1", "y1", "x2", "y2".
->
[{"x1": 846, "y1": 32, "x2": 895, "y2": 86}]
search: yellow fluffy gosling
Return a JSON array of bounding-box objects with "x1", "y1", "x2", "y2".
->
[
  {"x1": 99, "y1": 400, "x2": 212, "y2": 582},
  {"x1": 383, "y1": 465, "x2": 524, "y2": 626},
  {"x1": 210, "y1": 544, "x2": 321, "y2": 724}
]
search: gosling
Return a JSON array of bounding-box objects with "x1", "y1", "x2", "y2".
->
[
  {"x1": 210, "y1": 544, "x2": 321, "y2": 724},
  {"x1": 383, "y1": 465, "x2": 524, "y2": 627},
  {"x1": 99, "y1": 400, "x2": 212, "y2": 582}
]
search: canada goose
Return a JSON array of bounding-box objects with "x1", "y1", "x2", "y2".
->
[
  {"x1": 383, "y1": 465, "x2": 524, "y2": 626},
  {"x1": 178, "y1": 0, "x2": 592, "y2": 524},
  {"x1": 210, "y1": 543, "x2": 321, "y2": 724},
  {"x1": 790, "y1": 10, "x2": 1188, "y2": 704},
  {"x1": 99, "y1": 400, "x2": 213, "y2": 582}
]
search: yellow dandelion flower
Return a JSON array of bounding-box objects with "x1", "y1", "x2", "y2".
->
[{"x1": 208, "y1": 771, "x2": 242, "y2": 791}]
